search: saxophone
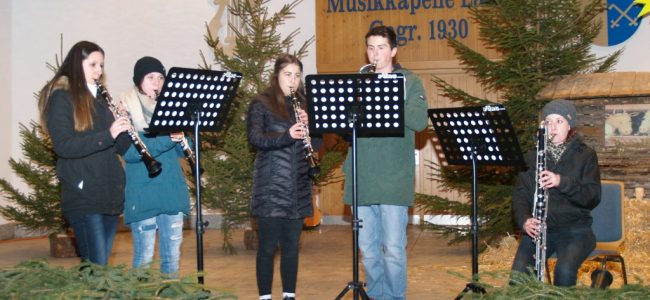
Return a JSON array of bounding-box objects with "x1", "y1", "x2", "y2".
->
[
  {"x1": 532, "y1": 121, "x2": 549, "y2": 282},
  {"x1": 96, "y1": 80, "x2": 162, "y2": 177},
  {"x1": 289, "y1": 87, "x2": 320, "y2": 175}
]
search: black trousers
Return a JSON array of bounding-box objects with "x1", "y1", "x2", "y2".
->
[
  {"x1": 511, "y1": 225, "x2": 596, "y2": 286},
  {"x1": 256, "y1": 217, "x2": 304, "y2": 295}
]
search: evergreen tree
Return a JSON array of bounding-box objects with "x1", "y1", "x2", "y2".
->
[
  {"x1": 0, "y1": 122, "x2": 64, "y2": 237},
  {"x1": 416, "y1": 0, "x2": 621, "y2": 246},
  {"x1": 199, "y1": 0, "x2": 313, "y2": 253},
  {"x1": 1, "y1": 44, "x2": 65, "y2": 238}
]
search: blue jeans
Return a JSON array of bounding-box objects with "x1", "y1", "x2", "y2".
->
[
  {"x1": 358, "y1": 205, "x2": 408, "y2": 300},
  {"x1": 130, "y1": 212, "x2": 184, "y2": 274},
  {"x1": 511, "y1": 225, "x2": 596, "y2": 286},
  {"x1": 67, "y1": 213, "x2": 119, "y2": 265}
]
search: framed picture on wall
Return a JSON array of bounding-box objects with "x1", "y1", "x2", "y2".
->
[{"x1": 605, "y1": 104, "x2": 650, "y2": 146}]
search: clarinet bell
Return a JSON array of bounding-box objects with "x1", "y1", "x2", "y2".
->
[
  {"x1": 143, "y1": 154, "x2": 162, "y2": 178},
  {"x1": 590, "y1": 267, "x2": 613, "y2": 289},
  {"x1": 308, "y1": 165, "x2": 321, "y2": 178}
]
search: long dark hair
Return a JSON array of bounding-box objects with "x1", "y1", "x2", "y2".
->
[
  {"x1": 258, "y1": 54, "x2": 305, "y2": 121},
  {"x1": 38, "y1": 41, "x2": 104, "y2": 133}
]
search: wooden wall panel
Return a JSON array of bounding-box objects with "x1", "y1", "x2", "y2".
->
[
  {"x1": 315, "y1": 1, "x2": 499, "y2": 73},
  {"x1": 316, "y1": 167, "x2": 348, "y2": 216}
]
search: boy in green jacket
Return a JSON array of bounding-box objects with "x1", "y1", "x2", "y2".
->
[{"x1": 343, "y1": 25, "x2": 429, "y2": 300}]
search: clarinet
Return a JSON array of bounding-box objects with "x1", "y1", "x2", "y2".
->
[
  {"x1": 178, "y1": 135, "x2": 203, "y2": 176},
  {"x1": 96, "y1": 80, "x2": 162, "y2": 177},
  {"x1": 359, "y1": 60, "x2": 377, "y2": 74},
  {"x1": 289, "y1": 87, "x2": 320, "y2": 175},
  {"x1": 532, "y1": 121, "x2": 549, "y2": 282}
]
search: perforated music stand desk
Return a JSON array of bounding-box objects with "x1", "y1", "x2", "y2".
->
[
  {"x1": 149, "y1": 67, "x2": 242, "y2": 284},
  {"x1": 306, "y1": 73, "x2": 405, "y2": 137},
  {"x1": 306, "y1": 73, "x2": 405, "y2": 300},
  {"x1": 149, "y1": 67, "x2": 241, "y2": 133},
  {"x1": 428, "y1": 104, "x2": 523, "y2": 299}
]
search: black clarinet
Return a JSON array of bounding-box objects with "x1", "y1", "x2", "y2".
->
[
  {"x1": 289, "y1": 88, "x2": 320, "y2": 175},
  {"x1": 96, "y1": 80, "x2": 162, "y2": 177},
  {"x1": 178, "y1": 135, "x2": 203, "y2": 176},
  {"x1": 532, "y1": 121, "x2": 549, "y2": 282}
]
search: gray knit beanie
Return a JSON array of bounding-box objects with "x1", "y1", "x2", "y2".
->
[{"x1": 542, "y1": 99, "x2": 577, "y2": 128}]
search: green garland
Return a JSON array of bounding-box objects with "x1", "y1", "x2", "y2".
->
[
  {"x1": 471, "y1": 271, "x2": 650, "y2": 299},
  {"x1": 0, "y1": 259, "x2": 236, "y2": 299}
]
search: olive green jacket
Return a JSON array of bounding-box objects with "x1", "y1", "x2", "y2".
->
[{"x1": 343, "y1": 67, "x2": 429, "y2": 206}]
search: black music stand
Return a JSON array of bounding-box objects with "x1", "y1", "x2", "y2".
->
[
  {"x1": 428, "y1": 105, "x2": 524, "y2": 299},
  {"x1": 148, "y1": 67, "x2": 242, "y2": 284},
  {"x1": 306, "y1": 73, "x2": 405, "y2": 300}
]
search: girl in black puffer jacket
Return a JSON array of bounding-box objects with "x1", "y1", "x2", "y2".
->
[{"x1": 247, "y1": 54, "x2": 320, "y2": 300}]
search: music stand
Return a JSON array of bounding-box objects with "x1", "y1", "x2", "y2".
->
[
  {"x1": 428, "y1": 105, "x2": 524, "y2": 299},
  {"x1": 148, "y1": 67, "x2": 242, "y2": 284},
  {"x1": 306, "y1": 73, "x2": 405, "y2": 300}
]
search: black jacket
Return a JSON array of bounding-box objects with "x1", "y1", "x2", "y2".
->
[
  {"x1": 247, "y1": 97, "x2": 318, "y2": 219},
  {"x1": 45, "y1": 77, "x2": 131, "y2": 217},
  {"x1": 512, "y1": 134, "x2": 601, "y2": 231}
]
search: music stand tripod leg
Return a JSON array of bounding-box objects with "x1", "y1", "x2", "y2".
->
[
  {"x1": 428, "y1": 105, "x2": 524, "y2": 300},
  {"x1": 454, "y1": 151, "x2": 486, "y2": 299},
  {"x1": 305, "y1": 73, "x2": 404, "y2": 300},
  {"x1": 335, "y1": 282, "x2": 370, "y2": 300},
  {"x1": 192, "y1": 112, "x2": 208, "y2": 285},
  {"x1": 335, "y1": 118, "x2": 370, "y2": 300}
]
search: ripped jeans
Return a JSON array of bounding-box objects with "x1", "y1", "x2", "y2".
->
[{"x1": 129, "y1": 212, "x2": 184, "y2": 274}]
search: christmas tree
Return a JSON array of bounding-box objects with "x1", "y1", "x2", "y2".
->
[
  {"x1": 1, "y1": 44, "x2": 65, "y2": 238},
  {"x1": 199, "y1": 0, "x2": 313, "y2": 253},
  {"x1": 416, "y1": 0, "x2": 622, "y2": 246},
  {"x1": 0, "y1": 121, "x2": 64, "y2": 237}
]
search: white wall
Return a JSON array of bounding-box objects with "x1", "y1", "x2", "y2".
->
[
  {"x1": 591, "y1": 18, "x2": 650, "y2": 71},
  {"x1": 0, "y1": 0, "x2": 315, "y2": 224},
  {"x1": 0, "y1": 1, "x2": 13, "y2": 225}
]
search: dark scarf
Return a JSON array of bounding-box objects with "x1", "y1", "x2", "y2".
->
[{"x1": 546, "y1": 141, "x2": 567, "y2": 164}]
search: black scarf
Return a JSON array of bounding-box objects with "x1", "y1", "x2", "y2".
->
[{"x1": 546, "y1": 141, "x2": 567, "y2": 164}]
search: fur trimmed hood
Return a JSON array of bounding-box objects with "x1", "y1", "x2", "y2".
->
[{"x1": 48, "y1": 76, "x2": 71, "y2": 94}]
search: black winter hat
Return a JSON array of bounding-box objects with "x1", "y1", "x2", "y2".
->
[
  {"x1": 542, "y1": 99, "x2": 577, "y2": 128},
  {"x1": 133, "y1": 56, "x2": 166, "y2": 87}
]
